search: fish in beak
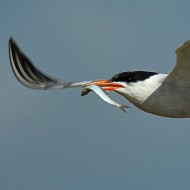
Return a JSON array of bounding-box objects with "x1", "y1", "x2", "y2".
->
[
  {"x1": 81, "y1": 79, "x2": 125, "y2": 96},
  {"x1": 81, "y1": 84, "x2": 129, "y2": 112},
  {"x1": 84, "y1": 79, "x2": 124, "y2": 90}
]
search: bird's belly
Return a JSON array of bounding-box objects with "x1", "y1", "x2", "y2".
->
[{"x1": 140, "y1": 84, "x2": 190, "y2": 118}]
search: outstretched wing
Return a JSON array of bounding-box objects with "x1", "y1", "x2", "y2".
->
[
  {"x1": 164, "y1": 40, "x2": 190, "y2": 85},
  {"x1": 9, "y1": 38, "x2": 90, "y2": 89}
]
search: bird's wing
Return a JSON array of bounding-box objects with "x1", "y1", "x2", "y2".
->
[
  {"x1": 9, "y1": 38, "x2": 90, "y2": 89},
  {"x1": 164, "y1": 40, "x2": 190, "y2": 85}
]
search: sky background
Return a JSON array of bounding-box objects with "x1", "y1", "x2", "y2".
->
[{"x1": 1, "y1": 0, "x2": 190, "y2": 189}]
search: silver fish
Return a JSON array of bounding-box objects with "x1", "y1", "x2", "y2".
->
[{"x1": 81, "y1": 85, "x2": 129, "y2": 113}]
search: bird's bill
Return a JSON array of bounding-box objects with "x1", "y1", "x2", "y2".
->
[{"x1": 83, "y1": 79, "x2": 125, "y2": 91}]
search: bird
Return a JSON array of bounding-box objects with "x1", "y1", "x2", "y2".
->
[{"x1": 8, "y1": 37, "x2": 190, "y2": 118}]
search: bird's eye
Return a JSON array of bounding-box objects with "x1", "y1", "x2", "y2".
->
[{"x1": 128, "y1": 77, "x2": 132, "y2": 82}]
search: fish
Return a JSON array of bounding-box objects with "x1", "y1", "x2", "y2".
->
[{"x1": 81, "y1": 85, "x2": 129, "y2": 112}]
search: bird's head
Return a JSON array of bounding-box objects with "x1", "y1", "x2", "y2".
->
[{"x1": 83, "y1": 71, "x2": 165, "y2": 105}]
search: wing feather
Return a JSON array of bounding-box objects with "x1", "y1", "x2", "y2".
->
[
  {"x1": 9, "y1": 38, "x2": 90, "y2": 89},
  {"x1": 164, "y1": 40, "x2": 190, "y2": 85}
]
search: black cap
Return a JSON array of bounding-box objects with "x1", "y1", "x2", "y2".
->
[{"x1": 109, "y1": 71, "x2": 158, "y2": 83}]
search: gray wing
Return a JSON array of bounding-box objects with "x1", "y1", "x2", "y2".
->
[
  {"x1": 164, "y1": 40, "x2": 190, "y2": 85},
  {"x1": 9, "y1": 38, "x2": 90, "y2": 89}
]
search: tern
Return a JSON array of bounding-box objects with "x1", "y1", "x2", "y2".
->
[{"x1": 9, "y1": 38, "x2": 190, "y2": 118}]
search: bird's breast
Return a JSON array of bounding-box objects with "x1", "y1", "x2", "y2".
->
[{"x1": 127, "y1": 83, "x2": 190, "y2": 118}]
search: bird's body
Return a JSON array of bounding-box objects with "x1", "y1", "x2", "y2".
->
[
  {"x1": 8, "y1": 38, "x2": 190, "y2": 118},
  {"x1": 142, "y1": 83, "x2": 190, "y2": 118},
  {"x1": 115, "y1": 73, "x2": 190, "y2": 118}
]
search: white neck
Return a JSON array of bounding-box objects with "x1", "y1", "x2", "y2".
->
[{"x1": 115, "y1": 73, "x2": 168, "y2": 105}]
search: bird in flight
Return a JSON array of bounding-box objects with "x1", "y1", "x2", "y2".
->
[{"x1": 9, "y1": 38, "x2": 190, "y2": 118}]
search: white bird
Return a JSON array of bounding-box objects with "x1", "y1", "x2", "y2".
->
[{"x1": 9, "y1": 38, "x2": 190, "y2": 118}]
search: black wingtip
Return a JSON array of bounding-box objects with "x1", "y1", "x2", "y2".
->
[
  {"x1": 8, "y1": 37, "x2": 63, "y2": 89},
  {"x1": 9, "y1": 36, "x2": 13, "y2": 43},
  {"x1": 9, "y1": 37, "x2": 20, "y2": 61},
  {"x1": 9, "y1": 36, "x2": 13, "y2": 44},
  {"x1": 9, "y1": 37, "x2": 14, "y2": 54},
  {"x1": 9, "y1": 37, "x2": 16, "y2": 50}
]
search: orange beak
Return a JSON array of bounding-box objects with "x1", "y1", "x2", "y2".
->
[{"x1": 83, "y1": 79, "x2": 125, "y2": 91}]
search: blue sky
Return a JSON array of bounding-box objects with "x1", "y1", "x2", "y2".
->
[{"x1": 1, "y1": 0, "x2": 190, "y2": 189}]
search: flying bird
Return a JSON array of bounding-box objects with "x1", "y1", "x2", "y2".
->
[{"x1": 9, "y1": 38, "x2": 190, "y2": 118}]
